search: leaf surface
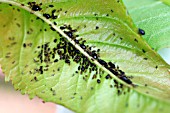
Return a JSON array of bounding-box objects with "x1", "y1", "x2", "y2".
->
[
  {"x1": 0, "y1": 0, "x2": 170, "y2": 113},
  {"x1": 123, "y1": 0, "x2": 170, "y2": 51},
  {"x1": 161, "y1": 0, "x2": 170, "y2": 6}
]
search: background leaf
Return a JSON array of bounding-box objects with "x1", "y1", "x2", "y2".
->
[
  {"x1": 123, "y1": 0, "x2": 170, "y2": 51},
  {"x1": 0, "y1": 0, "x2": 170, "y2": 113},
  {"x1": 161, "y1": 0, "x2": 170, "y2": 6}
]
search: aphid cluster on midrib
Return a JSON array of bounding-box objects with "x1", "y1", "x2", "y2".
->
[
  {"x1": 29, "y1": 23, "x2": 133, "y2": 93},
  {"x1": 60, "y1": 24, "x2": 133, "y2": 85},
  {"x1": 25, "y1": 2, "x2": 133, "y2": 95}
]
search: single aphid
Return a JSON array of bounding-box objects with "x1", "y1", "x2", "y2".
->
[
  {"x1": 108, "y1": 62, "x2": 115, "y2": 68},
  {"x1": 119, "y1": 76, "x2": 132, "y2": 84},
  {"x1": 138, "y1": 28, "x2": 145, "y2": 35},
  {"x1": 32, "y1": 4, "x2": 42, "y2": 11},
  {"x1": 43, "y1": 13, "x2": 51, "y2": 19},
  {"x1": 97, "y1": 79, "x2": 101, "y2": 84},
  {"x1": 80, "y1": 44, "x2": 86, "y2": 49},
  {"x1": 98, "y1": 59, "x2": 108, "y2": 67},
  {"x1": 53, "y1": 39, "x2": 57, "y2": 43},
  {"x1": 105, "y1": 74, "x2": 111, "y2": 79},
  {"x1": 64, "y1": 31, "x2": 73, "y2": 38},
  {"x1": 49, "y1": 5, "x2": 54, "y2": 7}
]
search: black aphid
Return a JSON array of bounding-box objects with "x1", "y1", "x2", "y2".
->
[
  {"x1": 108, "y1": 68, "x2": 118, "y2": 75},
  {"x1": 52, "y1": 9, "x2": 56, "y2": 14},
  {"x1": 105, "y1": 74, "x2": 111, "y2": 79},
  {"x1": 92, "y1": 52, "x2": 98, "y2": 59},
  {"x1": 108, "y1": 62, "x2": 115, "y2": 68},
  {"x1": 80, "y1": 44, "x2": 86, "y2": 49},
  {"x1": 96, "y1": 26, "x2": 99, "y2": 30},
  {"x1": 49, "y1": 5, "x2": 54, "y2": 7},
  {"x1": 53, "y1": 22, "x2": 57, "y2": 25},
  {"x1": 138, "y1": 28, "x2": 145, "y2": 35},
  {"x1": 119, "y1": 76, "x2": 132, "y2": 84},
  {"x1": 114, "y1": 79, "x2": 118, "y2": 84},
  {"x1": 74, "y1": 39, "x2": 79, "y2": 44},
  {"x1": 144, "y1": 58, "x2": 148, "y2": 60},
  {"x1": 60, "y1": 26, "x2": 66, "y2": 30},
  {"x1": 97, "y1": 79, "x2": 101, "y2": 84},
  {"x1": 65, "y1": 59, "x2": 70, "y2": 64},
  {"x1": 50, "y1": 27, "x2": 55, "y2": 31},
  {"x1": 52, "y1": 15, "x2": 57, "y2": 19},
  {"x1": 142, "y1": 49, "x2": 146, "y2": 53},
  {"x1": 54, "y1": 59, "x2": 58, "y2": 62},
  {"x1": 78, "y1": 66, "x2": 81, "y2": 70},
  {"x1": 94, "y1": 13, "x2": 98, "y2": 16},
  {"x1": 43, "y1": 13, "x2": 51, "y2": 19},
  {"x1": 34, "y1": 77, "x2": 38, "y2": 81},
  {"x1": 53, "y1": 39, "x2": 57, "y2": 43},
  {"x1": 51, "y1": 9, "x2": 57, "y2": 19},
  {"x1": 39, "y1": 66, "x2": 43, "y2": 74},
  {"x1": 155, "y1": 66, "x2": 158, "y2": 69},
  {"x1": 98, "y1": 59, "x2": 108, "y2": 67},
  {"x1": 28, "y1": 2, "x2": 42, "y2": 11},
  {"x1": 73, "y1": 49, "x2": 79, "y2": 53},
  {"x1": 64, "y1": 31, "x2": 73, "y2": 38},
  {"x1": 119, "y1": 70, "x2": 125, "y2": 75},
  {"x1": 23, "y1": 43, "x2": 26, "y2": 48},
  {"x1": 134, "y1": 38, "x2": 138, "y2": 42},
  {"x1": 32, "y1": 5, "x2": 41, "y2": 11}
]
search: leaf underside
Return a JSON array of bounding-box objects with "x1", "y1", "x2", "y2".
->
[
  {"x1": 0, "y1": 0, "x2": 170, "y2": 113},
  {"x1": 123, "y1": 0, "x2": 170, "y2": 51}
]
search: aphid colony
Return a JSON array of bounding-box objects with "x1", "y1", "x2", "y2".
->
[
  {"x1": 27, "y1": 24, "x2": 131, "y2": 95},
  {"x1": 25, "y1": 2, "x2": 134, "y2": 86},
  {"x1": 27, "y1": 21, "x2": 133, "y2": 88}
]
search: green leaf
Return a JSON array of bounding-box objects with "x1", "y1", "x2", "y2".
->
[
  {"x1": 161, "y1": 0, "x2": 170, "y2": 6},
  {"x1": 0, "y1": 0, "x2": 170, "y2": 113},
  {"x1": 123, "y1": 0, "x2": 170, "y2": 51}
]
